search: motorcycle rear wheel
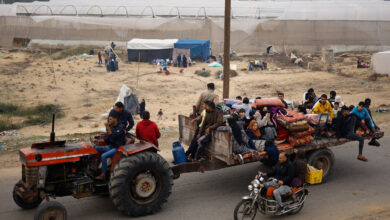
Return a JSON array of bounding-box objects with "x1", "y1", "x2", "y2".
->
[{"x1": 234, "y1": 199, "x2": 257, "y2": 220}]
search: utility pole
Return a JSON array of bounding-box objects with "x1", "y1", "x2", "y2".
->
[{"x1": 222, "y1": 0, "x2": 231, "y2": 99}]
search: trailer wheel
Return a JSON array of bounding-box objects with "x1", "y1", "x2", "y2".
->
[
  {"x1": 34, "y1": 201, "x2": 67, "y2": 220},
  {"x1": 13, "y1": 180, "x2": 42, "y2": 209},
  {"x1": 109, "y1": 151, "x2": 173, "y2": 217},
  {"x1": 307, "y1": 148, "x2": 335, "y2": 182}
]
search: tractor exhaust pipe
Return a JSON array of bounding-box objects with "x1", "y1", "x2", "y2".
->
[{"x1": 50, "y1": 114, "x2": 55, "y2": 142}]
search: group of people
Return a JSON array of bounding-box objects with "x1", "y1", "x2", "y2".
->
[
  {"x1": 185, "y1": 83, "x2": 281, "y2": 164},
  {"x1": 98, "y1": 43, "x2": 119, "y2": 72},
  {"x1": 94, "y1": 101, "x2": 161, "y2": 180},
  {"x1": 300, "y1": 88, "x2": 380, "y2": 161},
  {"x1": 184, "y1": 83, "x2": 381, "y2": 214},
  {"x1": 176, "y1": 54, "x2": 191, "y2": 68}
]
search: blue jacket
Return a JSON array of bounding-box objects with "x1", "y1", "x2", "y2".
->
[{"x1": 350, "y1": 106, "x2": 374, "y2": 129}]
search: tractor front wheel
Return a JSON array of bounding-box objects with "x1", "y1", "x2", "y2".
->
[
  {"x1": 109, "y1": 151, "x2": 173, "y2": 217},
  {"x1": 13, "y1": 180, "x2": 42, "y2": 209}
]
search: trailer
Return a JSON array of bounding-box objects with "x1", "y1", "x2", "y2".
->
[{"x1": 172, "y1": 115, "x2": 384, "y2": 181}]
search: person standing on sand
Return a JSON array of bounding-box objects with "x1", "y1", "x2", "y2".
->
[
  {"x1": 139, "y1": 99, "x2": 145, "y2": 118},
  {"x1": 157, "y1": 109, "x2": 163, "y2": 120},
  {"x1": 98, "y1": 51, "x2": 102, "y2": 65}
]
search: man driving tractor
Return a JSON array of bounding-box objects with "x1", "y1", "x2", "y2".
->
[
  {"x1": 261, "y1": 152, "x2": 295, "y2": 215},
  {"x1": 95, "y1": 113, "x2": 126, "y2": 180}
]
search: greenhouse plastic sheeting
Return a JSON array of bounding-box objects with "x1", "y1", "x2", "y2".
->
[
  {"x1": 174, "y1": 39, "x2": 210, "y2": 61},
  {"x1": 371, "y1": 51, "x2": 390, "y2": 75}
]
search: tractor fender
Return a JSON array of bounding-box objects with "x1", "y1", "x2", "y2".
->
[{"x1": 110, "y1": 142, "x2": 159, "y2": 172}]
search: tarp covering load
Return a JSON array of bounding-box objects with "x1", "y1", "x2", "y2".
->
[
  {"x1": 371, "y1": 51, "x2": 390, "y2": 75},
  {"x1": 127, "y1": 38, "x2": 178, "y2": 62},
  {"x1": 174, "y1": 39, "x2": 210, "y2": 61}
]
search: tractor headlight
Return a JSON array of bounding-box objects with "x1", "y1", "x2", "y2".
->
[{"x1": 248, "y1": 185, "x2": 254, "y2": 191}]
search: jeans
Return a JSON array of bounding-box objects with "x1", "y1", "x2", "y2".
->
[
  {"x1": 98, "y1": 57, "x2": 102, "y2": 64},
  {"x1": 264, "y1": 181, "x2": 292, "y2": 208},
  {"x1": 195, "y1": 134, "x2": 211, "y2": 160},
  {"x1": 345, "y1": 132, "x2": 364, "y2": 155},
  {"x1": 95, "y1": 145, "x2": 118, "y2": 173}
]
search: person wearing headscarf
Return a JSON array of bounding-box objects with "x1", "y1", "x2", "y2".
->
[{"x1": 254, "y1": 111, "x2": 277, "y2": 141}]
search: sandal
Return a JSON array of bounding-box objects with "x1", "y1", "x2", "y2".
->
[{"x1": 357, "y1": 155, "x2": 368, "y2": 162}]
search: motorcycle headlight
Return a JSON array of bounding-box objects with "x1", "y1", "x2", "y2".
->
[
  {"x1": 260, "y1": 177, "x2": 264, "y2": 183},
  {"x1": 253, "y1": 188, "x2": 260, "y2": 194},
  {"x1": 248, "y1": 185, "x2": 253, "y2": 191},
  {"x1": 253, "y1": 179, "x2": 260, "y2": 188}
]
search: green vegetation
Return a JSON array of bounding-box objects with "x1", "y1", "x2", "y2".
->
[
  {"x1": 0, "y1": 103, "x2": 64, "y2": 131},
  {"x1": 194, "y1": 69, "x2": 211, "y2": 77},
  {"x1": 51, "y1": 46, "x2": 92, "y2": 60}
]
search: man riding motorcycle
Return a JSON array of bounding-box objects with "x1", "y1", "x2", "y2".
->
[{"x1": 261, "y1": 152, "x2": 295, "y2": 215}]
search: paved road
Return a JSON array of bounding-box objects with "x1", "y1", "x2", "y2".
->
[{"x1": 1, "y1": 136, "x2": 390, "y2": 220}]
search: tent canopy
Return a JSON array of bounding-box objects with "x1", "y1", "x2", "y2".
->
[
  {"x1": 127, "y1": 38, "x2": 178, "y2": 50},
  {"x1": 371, "y1": 51, "x2": 390, "y2": 75},
  {"x1": 174, "y1": 39, "x2": 210, "y2": 61}
]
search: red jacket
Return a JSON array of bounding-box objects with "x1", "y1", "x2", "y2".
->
[{"x1": 136, "y1": 119, "x2": 161, "y2": 146}]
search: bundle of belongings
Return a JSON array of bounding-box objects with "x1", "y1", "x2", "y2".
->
[{"x1": 277, "y1": 109, "x2": 314, "y2": 147}]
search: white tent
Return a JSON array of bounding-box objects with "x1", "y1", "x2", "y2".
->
[
  {"x1": 127, "y1": 39, "x2": 178, "y2": 50},
  {"x1": 371, "y1": 51, "x2": 390, "y2": 75}
]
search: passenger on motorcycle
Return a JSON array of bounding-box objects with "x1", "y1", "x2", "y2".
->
[{"x1": 261, "y1": 152, "x2": 295, "y2": 215}]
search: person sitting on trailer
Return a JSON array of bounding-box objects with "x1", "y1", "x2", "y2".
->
[
  {"x1": 264, "y1": 140, "x2": 280, "y2": 166},
  {"x1": 246, "y1": 120, "x2": 261, "y2": 150},
  {"x1": 277, "y1": 92, "x2": 288, "y2": 108},
  {"x1": 232, "y1": 97, "x2": 252, "y2": 119},
  {"x1": 312, "y1": 94, "x2": 334, "y2": 119},
  {"x1": 109, "y1": 102, "x2": 134, "y2": 133},
  {"x1": 328, "y1": 91, "x2": 337, "y2": 106},
  {"x1": 350, "y1": 101, "x2": 376, "y2": 134},
  {"x1": 301, "y1": 94, "x2": 315, "y2": 114},
  {"x1": 96, "y1": 113, "x2": 125, "y2": 180},
  {"x1": 136, "y1": 111, "x2": 161, "y2": 147},
  {"x1": 186, "y1": 101, "x2": 209, "y2": 161},
  {"x1": 195, "y1": 101, "x2": 223, "y2": 161},
  {"x1": 261, "y1": 152, "x2": 295, "y2": 215},
  {"x1": 234, "y1": 108, "x2": 250, "y2": 129},
  {"x1": 335, "y1": 106, "x2": 367, "y2": 162}
]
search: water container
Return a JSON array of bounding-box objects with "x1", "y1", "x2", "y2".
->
[{"x1": 172, "y1": 141, "x2": 187, "y2": 164}]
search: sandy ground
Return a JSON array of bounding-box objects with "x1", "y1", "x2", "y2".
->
[{"x1": 0, "y1": 50, "x2": 389, "y2": 136}]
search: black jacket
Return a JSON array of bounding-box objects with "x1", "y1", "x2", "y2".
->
[
  {"x1": 335, "y1": 112, "x2": 356, "y2": 139},
  {"x1": 267, "y1": 160, "x2": 295, "y2": 186},
  {"x1": 104, "y1": 124, "x2": 125, "y2": 148},
  {"x1": 109, "y1": 109, "x2": 134, "y2": 131}
]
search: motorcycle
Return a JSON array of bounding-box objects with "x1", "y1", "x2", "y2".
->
[{"x1": 234, "y1": 171, "x2": 308, "y2": 220}]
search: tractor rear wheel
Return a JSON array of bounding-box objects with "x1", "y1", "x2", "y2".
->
[
  {"x1": 13, "y1": 180, "x2": 42, "y2": 209},
  {"x1": 109, "y1": 151, "x2": 173, "y2": 217}
]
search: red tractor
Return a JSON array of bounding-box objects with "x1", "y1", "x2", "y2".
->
[{"x1": 13, "y1": 115, "x2": 173, "y2": 219}]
